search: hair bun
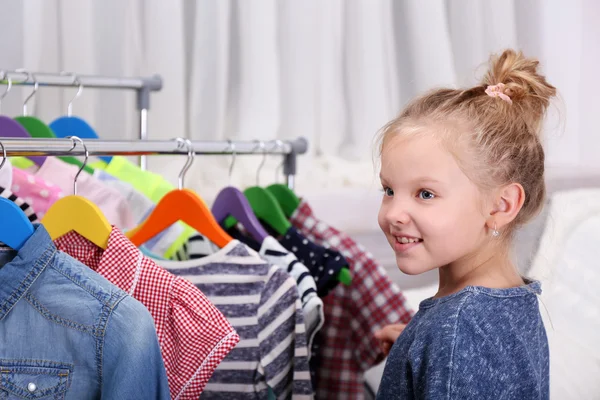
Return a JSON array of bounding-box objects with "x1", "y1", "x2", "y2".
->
[{"x1": 482, "y1": 49, "x2": 556, "y2": 133}]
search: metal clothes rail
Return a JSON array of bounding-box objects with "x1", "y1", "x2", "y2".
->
[
  {"x1": 1, "y1": 70, "x2": 163, "y2": 170},
  {"x1": 0, "y1": 137, "x2": 308, "y2": 189}
]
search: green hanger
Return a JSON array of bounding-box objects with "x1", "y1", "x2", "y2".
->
[
  {"x1": 336, "y1": 265, "x2": 352, "y2": 286},
  {"x1": 224, "y1": 186, "x2": 291, "y2": 236},
  {"x1": 15, "y1": 116, "x2": 94, "y2": 174},
  {"x1": 266, "y1": 184, "x2": 301, "y2": 218},
  {"x1": 265, "y1": 184, "x2": 352, "y2": 286}
]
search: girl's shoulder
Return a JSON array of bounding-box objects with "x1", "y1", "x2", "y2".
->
[{"x1": 411, "y1": 281, "x2": 544, "y2": 348}]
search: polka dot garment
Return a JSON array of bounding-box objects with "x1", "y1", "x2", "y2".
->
[
  {"x1": 11, "y1": 168, "x2": 64, "y2": 218},
  {"x1": 279, "y1": 226, "x2": 349, "y2": 298}
]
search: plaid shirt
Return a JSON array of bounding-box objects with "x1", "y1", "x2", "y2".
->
[
  {"x1": 55, "y1": 228, "x2": 239, "y2": 400},
  {"x1": 290, "y1": 200, "x2": 414, "y2": 399}
]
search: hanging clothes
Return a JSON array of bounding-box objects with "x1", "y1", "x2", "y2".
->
[
  {"x1": 226, "y1": 229, "x2": 325, "y2": 392},
  {"x1": 259, "y1": 237, "x2": 324, "y2": 354},
  {"x1": 172, "y1": 233, "x2": 221, "y2": 260},
  {"x1": 278, "y1": 226, "x2": 349, "y2": 298},
  {"x1": 92, "y1": 156, "x2": 195, "y2": 258},
  {"x1": 26, "y1": 158, "x2": 134, "y2": 229},
  {"x1": 94, "y1": 169, "x2": 186, "y2": 258},
  {"x1": 11, "y1": 168, "x2": 64, "y2": 218},
  {"x1": 0, "y1": 158, "x2": 12, "y2": 188},
  {"x1": 290, "y1": 199, "x2": 414, "y2": 399},
  {"x1": 0, "y1": 225, "x2": 170, "y2": 399},
  {"x1": 157, "y1": 240, "x2": 314, "y2": 399},
  {"x1": 54, "y1": 227, "x2": 240, "y2": 399},
  {"x1": 223, "y1": 228, "x2": 324, "y2": 364}
]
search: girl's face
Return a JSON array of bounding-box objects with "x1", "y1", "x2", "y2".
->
[{"x1": 378, "y1": 132, "x2": 489, "y2": 275}]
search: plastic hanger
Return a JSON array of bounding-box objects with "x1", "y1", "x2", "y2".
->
[
  {"x1": 41, "y1": 136, "x2": 111, "y2": 249},
  {"x1": 50, "y1": 72, "x2": 112, "y2": 164},
  {"x1": 266, "y1": 184, "x2": 300, "y2": 218},
  {"x1": 13, "y1": 69, "x2": 93, "y2": 173},
  {"x1": 127, "y1": 139, "x2": 233, "y2": 249},
  {"x1": 0, "y1": 139, "x2": 35, "y2": 250},
  {"x1": 0, "y1": 71, "x2": 45, "y2": 165},
  {"x1": 267, "y1": 142, "x2": 352, "y2": 286},
  {"x1": 211, "y1": 140, "x2": 269, "y2": 242},
  {"x1": 264, "y1": 141, "x2": 301, "y2": 218},
  {"x1": 223, "y1": 140, "x2": 291, "y2": 236}
]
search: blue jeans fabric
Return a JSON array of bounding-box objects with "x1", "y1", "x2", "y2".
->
[
  {"x1": 0, "y1": 225, "x2": 170, "y2": 399},
  {"x1": 377, "y1": 281, "x2": 549, "y2": 400}
]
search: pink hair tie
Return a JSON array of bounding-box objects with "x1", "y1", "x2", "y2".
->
[{"x1": 485, "y1": 83, "x2": 513, "y2": 105}]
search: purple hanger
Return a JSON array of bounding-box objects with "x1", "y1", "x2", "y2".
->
[
  {"x1": 0, "y1": 116, "x2": 45, "y2": 165},
  {"x1": 212, "y1": 186, "x2": 269, "y2": 243}
]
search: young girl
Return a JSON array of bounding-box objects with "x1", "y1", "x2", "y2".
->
[{"x1": 374, "y1": 49, "x2": 554, "y2": 399}]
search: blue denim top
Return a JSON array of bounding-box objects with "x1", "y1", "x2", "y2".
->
[
  {"x1": 0, "y1": 225, "x2": 170, "y2": 399},
  {"x1": 377, "y1": 281, "x2": 549, "y2": 400}
]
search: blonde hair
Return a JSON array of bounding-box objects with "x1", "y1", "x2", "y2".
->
[{"x1": 379, "y1": 49, "x2": 556, "y2": 230}]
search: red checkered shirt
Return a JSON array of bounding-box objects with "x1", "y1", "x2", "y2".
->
[
  {"x1": 290, "y1": 200, "x2": 414, "y2": 399},
  {"x1": 54, "y1": 228, "x2": 240, "y2": 400}
]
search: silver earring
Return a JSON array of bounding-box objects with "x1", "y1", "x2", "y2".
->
[{"x1": 492, "y1": 223, "x2": 500, "y2": 237}]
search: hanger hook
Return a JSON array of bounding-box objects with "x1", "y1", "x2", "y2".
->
[
  {"x1": 253, "y1": 140, "x2": 267, "y2": 186},
  {"x1": 66, "y1": 136, "x2": 88, "y2": 195},
  {"x1": 175, "y1": 138, "x2": 195, "y2": 189},
  {"x1": 61, "y1": 71, "x2": 83, "y2": 117},
  {"x1": 225, "y1": 139, "x2": 236, "y2": 184},
  {"x1": 273, "y1": 140, "x2": 285, "y2": 183},
  {"x1": 0, "y1": 139, "x2": 6, "y2": 172},
  {"x1": 0, "y1": 70, "x2": 13, "y2": 113},
  {"x1": 15, "y1": 68, "x2": 38, "y2": 116}
]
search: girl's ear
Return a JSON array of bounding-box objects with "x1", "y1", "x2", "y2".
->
[{"x1": 487, "y1": 183, "x2": 525, "y2": 230}]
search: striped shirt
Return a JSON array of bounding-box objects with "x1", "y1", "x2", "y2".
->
[
  {"x1": 157, "y1": 240, "x2": 314, "y2": 399},
  {"x1": 258, "y1": 236, "x2": 324, "y2": 358}
]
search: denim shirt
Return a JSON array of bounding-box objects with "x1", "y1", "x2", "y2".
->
[
  {"x1": 377, "y1": 281, "x2": 549, "y2": 400},
  {"x1": 0, "y1": 225, "x2": 170, "y2": 399}
]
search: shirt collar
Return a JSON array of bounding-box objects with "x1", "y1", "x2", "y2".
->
[
  {"x1": 0, "y1": 225, "x2": 57, "y2": 320},
  {"x1": 53, "y1": 227, "x2": 141, "y2": 293}
]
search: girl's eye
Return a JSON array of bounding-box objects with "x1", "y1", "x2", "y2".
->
[
  {"x1": 383, "y1": 187, "x2": 394, "y2": 197},
  {"x1": 418, "y1": 190, "x2": 435, "y2": 200}
]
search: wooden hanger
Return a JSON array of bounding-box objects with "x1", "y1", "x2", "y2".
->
[
  {"x1": 13, "y1": 70, "x2": 93, "y2": 173},
  {"x1": 211, "y1": 141, "x2": 269, "y2": 242},
  {"x1": 0, "y1": 71, "x2": 45, "y2": 165},
  {"x1": 263, "y1": 141, "x2": 301, "y2": 218},
  {"x1": 266, "y1": 184, "x2": 300, "y2": 219},
  {"x1": 0, "y1": 141, "x2": 34, "y2": 250},
  {"x1": 41, "y1": 136, "x2": 111, "y2": 249},
  {"x1": 50, "y1": 72, "x2": 113, "y2": 164},
  {"x1": 126, "y1": 139, "x2": 233, "y2": 249},
  {"x1": 266, "y1": 144, "x2": 352, "y2": 286},
  {"x1": 223, "y1": 140, "x2": 292, "y2": 236}
]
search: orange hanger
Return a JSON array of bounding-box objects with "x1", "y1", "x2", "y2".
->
[{"x1": 126, "y1": 139, "x2": 232, "y2": 248}]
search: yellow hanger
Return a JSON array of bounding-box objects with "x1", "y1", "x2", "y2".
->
[{"x1": 42, "y1": 136, "x2": 111, "y2": 249}]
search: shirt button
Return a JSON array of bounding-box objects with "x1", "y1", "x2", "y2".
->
[{"x1": 27, "y1": 382, "x2": 37, "y2": 392}]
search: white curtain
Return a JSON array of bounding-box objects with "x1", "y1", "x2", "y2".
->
[{"x1": 0, "y1": 0, "x2": 599, "y2": 195}]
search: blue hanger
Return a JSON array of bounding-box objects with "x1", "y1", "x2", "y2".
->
[
  {"x1": 0, "y1": 141, "x2": 34, "y2": 250},
  {"x1": 49, "y1": 72, "x2": 112, "y2": 164},
  {"x1": 0, "y1": 71, "x2": 45, "y2": 165},
  {"x1": 211, "y1": 141, "x2": 269, "y2": 243}
]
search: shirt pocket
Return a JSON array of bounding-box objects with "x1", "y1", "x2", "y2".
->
[{"x1": 0, "y1": 360, "x2": 73, "y2": 400}]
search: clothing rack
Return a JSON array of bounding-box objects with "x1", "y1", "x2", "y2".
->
[
  {"x1": 0, "y1": 137, "x2": 308, "y2": 189},
  {"x1": 1, "y1": 70, "x2": 163, "y2": 170}
]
